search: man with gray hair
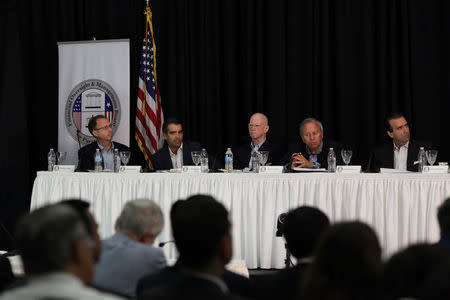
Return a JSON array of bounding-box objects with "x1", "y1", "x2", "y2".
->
[
  {"x1": 285, "y1": 117, "x2": 341, "y2": 171},
  {"x1": 0, "y1": 203, "x2": 122, "y2": 299},
  {"x1": 93, "y1": 199, "x2": 166, "y2": 298}
]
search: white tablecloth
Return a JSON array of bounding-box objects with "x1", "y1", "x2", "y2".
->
[{"x1": 31, "y1": 171, "x2": 450, "y2": 268}]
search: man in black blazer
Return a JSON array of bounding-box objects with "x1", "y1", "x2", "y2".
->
[
  {"x1": 234, "y1": 113, "x2": 282, "y2": 170},
  {"x1": 76, "y1": 115, "x2": 130, "y2": 171},
  {"x1": 151, "y1": 118, "x2": 202, "y2": 170},
  {"x1": 250, "y1": 206, "x2": 330, "y2": 300},
  {"x1": 137, "y1": 195, "x2": 244, "y2": 300},
  {"x1": 284, "y1": 117, "x2": 341, "y2": 171},
  {"x1": 367, "y1": 113, "x2": 427, "y2": 172}
]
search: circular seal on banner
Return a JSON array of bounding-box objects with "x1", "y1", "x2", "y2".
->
[{"x1": 65, "y1": 79, "x2": 121, "y2": 146}]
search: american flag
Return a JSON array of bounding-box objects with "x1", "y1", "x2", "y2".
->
[
  {"x1": 73, "y1": 95, "x2": 82, "y2": 130},
  {"x1": 105, "y1": 94, "x2": 114, "y2": 122},
  {"x1": 135, "y1": 5, "x2": 164, "y2": 169}
]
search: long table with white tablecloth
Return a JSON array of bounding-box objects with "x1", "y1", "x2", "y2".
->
[{"x1": 31, "y1": 171, "x2": 450, "y2": 268}]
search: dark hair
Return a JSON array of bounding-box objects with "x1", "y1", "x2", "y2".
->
[
  {"x1": 300, "y1": 221, "x2": 382, "y2": 300},
  {"x1": 170, "y1": 194, "x2": 230, "y2": 269},
  {"x1": 384, "y1": 112, "x2": 406, "y2": 132},
  {"x1": 162, "y1": 118, "x2": 182, "y2": 134},
  {"x1": 437, "y1": 197, "x2": 450, "y2": 235},
  {"x1": 15, "y1": 204, "x2": 89, "y2": 275},
  {"x1": 88, "y1": 115, "x2": 107, "y2": 135},
  {"x1": 382, "y1": 244, "x2": 450, "y2": 300},
  {"x1": 283, "y1": 206, "x2": 330, "y2": 259},
  {"x1": 62, "y1": 199, "x2": 94, "y2": 236}
]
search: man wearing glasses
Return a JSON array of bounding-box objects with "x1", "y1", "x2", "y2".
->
[
  {"x1": 76, "y1": 114, "x2": 130, "y2": 171},
  {"x1": 233, "y1": 113, "x2": 282, "y2": 170},
  {"x1": 367, "y1": 112, "x2": 427, "y2": 172}
]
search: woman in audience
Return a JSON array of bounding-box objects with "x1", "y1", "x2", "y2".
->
[{"x1": 299, "y1": 221, "x2": 382, "y2": 300}]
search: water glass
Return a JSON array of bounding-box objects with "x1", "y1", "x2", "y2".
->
[
  {"x1": 426, "y1": 149, "x2": 438, "y2": 166},
  {"x1": 191, "y1": 151, "x2": 201, "y2": 166},
  {"x1": 56, "y1": 151, "x2": 67, "y2": 165},
  {"x1": 119, "y1": 151, "x2": 131, "y2": 166},
  {"x1": 341, "y1": 149, "x2": 352, "y2": 166}
]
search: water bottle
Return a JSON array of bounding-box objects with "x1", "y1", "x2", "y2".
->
[
  {"x1": 327, "y1": 148, "x2": 336, "y2": 172},
  {"x1": 47, "y1": 148, "x2": 56, "y2": 171},
  {"x1": 418, "y1": 146, "x2": 425, "y2": 172},
  {"x1": 225, "y1": 148, "x2": 233, "y2": 173},
  {"x1": 200, "y1": 148, "x2": 209, "y2": 173},
  {"x1": 94, "y1": 149, "x2": 103, "y2": 172},
  {"x1": 251, "y1": 151, "x2": 260, "y2": 173},
  {"x1": 113, "y1": 148, "x2": 121, "y2": 173}
]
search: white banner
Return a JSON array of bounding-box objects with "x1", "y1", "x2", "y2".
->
[{"x1": 58, "y1": 39, "x2": 130, "y2": 165}]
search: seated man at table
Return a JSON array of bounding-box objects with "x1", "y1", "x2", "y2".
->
[
  {"x1": 76, "y1": 114, "x2": 130, "y2": 171},
  {"x1": 233, "y1": 113, "x2": 282, "y2": 170},
  {"x1": 137, "y1": 194, "x2": 244, "y2": 300},
  {"x1": 152, "y1": 118, "x2": 202, "y2": 170},
  {"x1": 284, "y1": 117, "x2": 341, "y2": 171},
  {"x1": 0, "y1": 203, "x2": 122, "y2": 300},
  {"x1": 367, "y1": 113, "x2": 429, "y2": 172},
  {"x1": 93, "y1": 199, "x2": 166, "y2": 298},
  {"x1": 437, "y1": 197, "x2": 450, "y2": 255}
]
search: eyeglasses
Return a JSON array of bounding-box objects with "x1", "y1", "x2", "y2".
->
[
  {"x1": 94, "y1": 124, "x2": 112, "y2": 131},
  {"x1": 248, "y1": 124, "x2": 262, "y2": 128}
]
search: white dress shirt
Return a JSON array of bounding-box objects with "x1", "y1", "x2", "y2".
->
[
  {"x1": 169, "y1": 143, "x2": 183, "y2": 169},
  {"x1": 393, "y1": 141, "x2": 409, "y2": 170}
]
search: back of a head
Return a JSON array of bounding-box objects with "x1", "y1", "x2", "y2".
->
[
  {"x1": 437, "y1": 197, "x2": 450, "y2": 235},
  {"x1": 283, "y1": 206, "x2": 330, "y2": 259},
  {"x1": 170, "y1": 194, "x2": 230, "y2": 269},
  {"x1": 382, "y1": 243, "x2": 450, "y2": 300},
  {"x1": 15, "y1": 203, "x2": 89, "y2": 275},
  {"x1": 300, "y1": 221, "x2": 382, "y2": 300},
  {"x1": 116, "y1": 199, "x2": 164, "y2": 236}
]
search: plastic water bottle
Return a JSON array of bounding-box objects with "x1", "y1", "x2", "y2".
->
[
  {"x1": 47, "y1": 148, "x2": 56, "y2": 171},
  {"x1": 251, "y1": 151, "x2": 260, "y2": 173},
  {"x1": 94, "y1": 149, "x2": 103, "y2": 172},
  {"x1": 327, "y1": 148, "x2": 336, "y2": 172},
  {"x1": 225, "y1": 148, "x2": 233, "y2": 173},
  {"x1": 418, "y1": 146, "x2": 425, "y2": 172},
  {"x1": 201, "y1": 148, "x2": 209, "y2": 173},
  {"x1": 113, "y1": 148, "x2": 121, "y2": 173}
]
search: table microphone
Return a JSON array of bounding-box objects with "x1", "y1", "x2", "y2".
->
[{"x1": 159, "y1": 240, "x2": 174, "y2": 247}]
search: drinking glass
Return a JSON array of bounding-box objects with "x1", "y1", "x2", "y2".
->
[
  {"x1": 191, "y1": 151, "x2": 201, "y2": 166},
  {"x1": 56, "y1": 151, "x2": 67, "y2": 165},
  {"x1": 119, "y1": 151, "x2": 131, "y2": 166},
  {"x1": 426, "y1": 150, "x2": 438, "y2": 166},
  {"x1": 258, "y1": 151, "x2": 269, "y2": 166},
  {"x1": 341, "y1": 149, "x2": 352, "y2": 166}
]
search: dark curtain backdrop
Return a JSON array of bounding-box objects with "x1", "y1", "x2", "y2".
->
[{"x1": 1, "y1": 0, "x2": 449, "y2": 249}]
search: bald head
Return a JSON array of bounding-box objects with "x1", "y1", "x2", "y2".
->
[{"x1": 248, "y1": 113, "x2": 269, "y2": 145}]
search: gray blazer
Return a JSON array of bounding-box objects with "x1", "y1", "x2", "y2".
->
[{"x1": 93, "y1": 232, "x2": 166, "y2": 298}]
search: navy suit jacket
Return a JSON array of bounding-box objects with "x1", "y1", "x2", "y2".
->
[
  {"x1": 283, "y1": 139, "x2": 342, "y2": 171},
  {"x1": 233, "y1": 139, "x2": 283, "y2": 169},
  {"x1": 367, "y1": 139, "x2": 428, "y2": 172},
  {"x1": 152, "y1": 141, "x2": 201, "y2": 171},
  {"x1": 136, "y1": 261, "x2": 250, "y2": 299},
  {"x1": 76, "y1": 141, "x2": 130, "y2": 172}
]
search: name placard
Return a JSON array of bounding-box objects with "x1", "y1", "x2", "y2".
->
[
  {"x1": 336, "y1": 165, "x2": 361, "y2": 174},
  {"x1": 182, "y1": 166, "x2": 202, "y2": 173},
  {"x1": 259, "y1": 166, "x2": 284, "y2": 174},
  {"x1": 119, "y1": 166, "x2": 141, "y2": 173},
  {"x1": 422, "y1": 166, "x2": 449, "y2": 174},
  {"x1": 53, "y1": 165, "x2": 76, "y2": 172}
]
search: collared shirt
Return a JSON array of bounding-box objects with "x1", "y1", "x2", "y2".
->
[
  {"x1": 98, "y1": 142, "x2": 115, "y2": 171},
  {"x1": 305, "y1": 142, "x2": 323, "y2": 169},
  {"x1": 169, "y1": 143, "x2": 183, "y2": 169},
  {"x1": 248, "y1": 139, "x2": 266, "y2": 169},
  {"x1": 185, "y1": 270, "x2": 229, "y2": 294},
  {"x1": 393, "y1": 141, "x2": 409, "y2": 170}
]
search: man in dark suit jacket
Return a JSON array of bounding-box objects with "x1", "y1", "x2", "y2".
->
[
  {"x1": 284, "y1": 117, "x2": 342, "y2": 171},
  {"x1": 76, "y1": 115, "x2": 131, "y2": 171},
  {"x1": 250, "y1": 206, "x2": 330, "y2": 300},
  {"x1": 367, "y1": 113, "x2": 428, "y2": 172},
  {"x1": 234, "y1": 113, "x2": 282, "y2": 169},
  {"x1": 137, "y1": 195, "x2": 245, "y2": 300},
  {"x1": 437, "y1": 197, "x2": 450, "y2": 255},
  {"x1": 152, "y1": 118, "x2": 202, "y2": 171}
]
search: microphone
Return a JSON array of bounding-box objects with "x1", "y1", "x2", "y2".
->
[
  {"x1": 76, "y1": 129, "x2": 82, "y2": 149},
  {"x1": 158, "y1": 240, "x2": 174, "y2": 247}
]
